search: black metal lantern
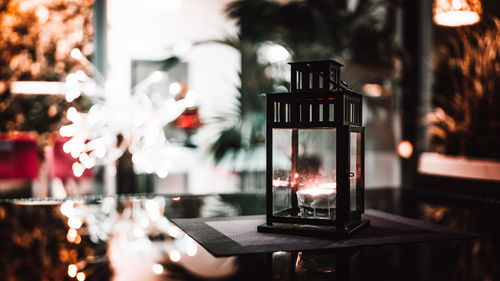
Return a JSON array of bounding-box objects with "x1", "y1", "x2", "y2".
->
[{"x1": 257, "y1": 60, "x2": 369, "y2": 238}]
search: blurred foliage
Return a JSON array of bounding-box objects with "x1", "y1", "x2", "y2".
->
[
  {"x1": 212, "y1": 0, "x2": 402, "y2": 163},
  {"x1": 226, "y1": 0, "x2": 400, "y2": 69},
  {"x1": 211, "y1": 39, "x2": 278, "y2": 163},
  {"x1": 427, "y1": 16, "x2": 500, "y2": 159},
  {"x1": 0, "y1": 0, "x2": 93, "y2": 91},
  {"x1": 0, "y1": 0, "x2": 93, "y2": 130},
  {"x1": 0, "y1": 0, "x2": 94, "y2": 157}
]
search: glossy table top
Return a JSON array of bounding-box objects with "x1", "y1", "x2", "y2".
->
[{"x1": 0, "y1": 190, "x2": 497, "y2": 281}]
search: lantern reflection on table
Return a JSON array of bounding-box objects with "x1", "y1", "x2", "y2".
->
[{"x1": 258, "y1": 60, "x2": 369, "y2": 238}]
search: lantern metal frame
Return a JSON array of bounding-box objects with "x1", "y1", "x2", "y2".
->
[{"x1": 257, "y1": 60, "x2": 369, "y2": 238}]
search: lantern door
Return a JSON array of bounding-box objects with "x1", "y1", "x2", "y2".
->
[{"x1": 271, "y1": 128, "x2": 338, "y2": 222}]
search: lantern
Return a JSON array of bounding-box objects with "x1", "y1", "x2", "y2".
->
[{"x1": 257, "y1": 60, "x2": 369, "y2": 238}]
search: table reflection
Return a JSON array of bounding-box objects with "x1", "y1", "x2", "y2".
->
[
  {"x1": 0, "y1": 195, "x2": 248, "y2": 281},
  {"x1": 271, "y1": 250, "x2": 361, "y2": 281},
  {"x1": 0, "y1": 191, "x2": 498, "y2": 281}
]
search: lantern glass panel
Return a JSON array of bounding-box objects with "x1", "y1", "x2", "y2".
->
[
  {"x1": 349, "y1": 131, "x2": 362, "y2": 212},
  {"x1": 272, "y1": 128, "x2": 337, "y2": 219},
  {"x1": 272, "y1": 129, "x2": 292, "y2": 214}
]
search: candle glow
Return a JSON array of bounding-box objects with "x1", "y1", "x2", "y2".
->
[{"x1": 296, "y1": 181, "x2": 337, "y2": 218}]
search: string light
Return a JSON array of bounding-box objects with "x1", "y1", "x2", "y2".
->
[
  {"x1": 59, "y1": 197, "x2": 203, "y2": 278},
  {"x1": 145, "y1": 200, "x2": 161, "y2": 221},
  {"x1": 70, "y1": 48, "x2": 84, "y2": 60},
  {"x1": 68, "y1": 217, "x2": 83, "y2": 229},
  {"x1": 60, "y1": 201, "x2": 74, "y2": 217},
  {"x1": 74, "y1": 234, "x2": 82, "y2": 244},
  {"x1": 63, "y1": 50, "x2": 194, "y2": 178},
  {"x1": 186, "y1": 243, "x2": 197, "y2": 256},
  {"x1": 66, "y1": 107, "x2": 82, "y2": 123},
  {"x1": 184, "y1": 90, "x2": 197, "y2": 108},
  {"x1": 66, "y1": 228, "x2": 78, "y2": 242},
  {"x1": 151, "y1": 71, "x2": 164, "y2": 82},
  {"x1": 59, "y1": 124, "x2": 75, "y2": 137},
  {"x1": 169, "y1": 82, "x2": 182, "y2": 95},
  {"x1": 68, "y1": 264, "x2": 78, "y2": 278},
  {"x1": 76, "y1": 272, "x2": 86, "y2": 281},
  {"x1": 169, "y1": 250, "x2": 181, "y2": 262},
  {"x1": 152, "y1": 264, "x2": 164, "y2": 275},
  {"x1": 72, "y1": 162, "x2": 85, "y2": 177},
  {"x1": 168, "y1": 226, "x2": 181, "y2": 238},
  {"x1": 140, "y1": 217, "x2": 150, "y2": 228}
]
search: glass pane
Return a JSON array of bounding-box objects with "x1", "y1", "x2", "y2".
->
[
  {"x1": 349, "y1": 131, "x2": 362, "y2": 212},
  {"x1": 272, "y1": 129, "x2": 292, "y2": 214},
  {"x1": 272, "y1": 128, "x2": 337, "y2": 219}
]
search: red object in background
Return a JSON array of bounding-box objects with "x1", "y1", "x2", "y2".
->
[
  {"x1": 173, "y1": 107, "x2": 203, "y2": 131},
  {"x1": 48, "y1": 134, "x2": 93, "y2": 179},
  {"x1": 0, "y1": 132, "x2": 39, "y2": 179},
  {"x1": 174, "y1": 114, "x2": 200, "y2": 129}
]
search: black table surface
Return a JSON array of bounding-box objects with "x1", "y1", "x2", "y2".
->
[
  {"x1": 0, "y1": 189, "x2": 498, "y2": 281},
  {"x1": 171, "y1": 210, "x2": 478, "y2": 257}
]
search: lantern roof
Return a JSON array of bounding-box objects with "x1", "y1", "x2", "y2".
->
[{"x1": 288, "y1": 60, "x2": 344, "y2": 67}]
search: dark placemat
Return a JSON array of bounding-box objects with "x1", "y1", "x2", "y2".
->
[{"x1": 171, "y1": 209, "x2": 479, "y2": 257}]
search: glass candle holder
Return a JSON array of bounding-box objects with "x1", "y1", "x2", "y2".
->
[{"x1": 296, "y1": 183, "x2": 336, "y2": 219}]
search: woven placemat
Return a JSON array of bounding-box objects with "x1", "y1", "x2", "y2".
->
[{"x1": 171, "y1": 209, "x2": 479, "y2": 257}]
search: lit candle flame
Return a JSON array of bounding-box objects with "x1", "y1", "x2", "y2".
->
[
  {"x1": 298, "y1": 182, "x2": 337, "y2": 196},
  {"x1": 317, "y1": 182, "x2": 336, "y2": 190}
]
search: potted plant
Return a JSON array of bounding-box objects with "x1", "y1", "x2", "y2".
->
[
  {"x1": 421, "y1": 16, "x2": 500, "y2": 182},
  {"x1": 211, "y1": 0, "x2": 402, "y2": 190}
]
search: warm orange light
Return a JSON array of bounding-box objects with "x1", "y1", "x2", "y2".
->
[
  {"x1": 74, "y1": 234, "x2": 82, "y2": 245},
  {"x1": 397, "y1": 141, "x2": 414, "y2": 159},
  {"x1": 317, "y1": 182, "x2": 337, "y2": 190},
  {"x1": 362, "y1": 84, "x2": 383, "y2": 97},
  {"x1": 298, "y1": 188, "x2": 335, "y2": 196},
  {"x1": 76, "y1": 272, "x2": 86, "y2": 281},
  {"x1": 66, "y1": 228, "x2": 78, "y2": 243},
  {"x1": 433, "y1": 0, "x2": 482, "y2": 27}
]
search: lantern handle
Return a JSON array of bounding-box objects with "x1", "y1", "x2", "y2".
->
[{"x1": 340, "y1": 80, "x2": 352, "y2": 90}]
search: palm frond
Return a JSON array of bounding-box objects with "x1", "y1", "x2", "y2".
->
[{"x1": 428, "y1": 16, "x2": 500, "y2": 158}]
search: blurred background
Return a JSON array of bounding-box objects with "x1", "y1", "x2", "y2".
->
[
  {"x1": 0, "y1": 0, "x2": 498, "y2": 200},
  {"x1": 0, "y1": 1, "x2": 499, "y2": 281}
]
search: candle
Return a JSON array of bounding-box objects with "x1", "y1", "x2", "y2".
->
[{"x1": 296, "y1": 182, "x2": 336, "y2": 218}]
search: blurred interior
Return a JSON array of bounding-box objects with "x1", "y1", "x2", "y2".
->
[{"x1": 0, "y1": 0, "x2": 499, "y2": 280}]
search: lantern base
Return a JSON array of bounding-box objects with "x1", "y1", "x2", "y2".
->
[{"x1": 257, "y1": 219, "x2": 370, "y2": 239}]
